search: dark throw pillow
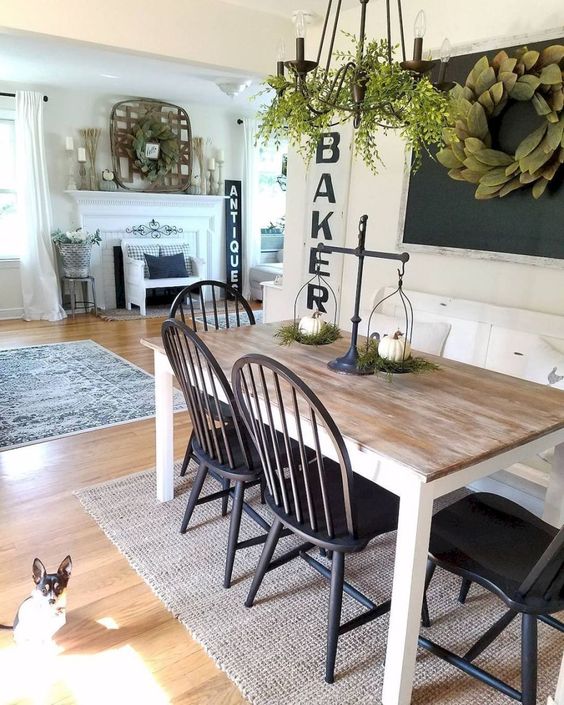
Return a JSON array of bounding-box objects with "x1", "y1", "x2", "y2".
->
[{"x1": 144, "y1": 252, "x2": 188, "y2": 279}]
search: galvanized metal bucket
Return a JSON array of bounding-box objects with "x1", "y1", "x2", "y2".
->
[{"x1": 58, "y1": 243, "x2": 92, "y2": 278}]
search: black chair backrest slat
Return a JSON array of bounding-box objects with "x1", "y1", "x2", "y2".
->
[
  {"x1": 233, "y1": 354, "x2": 358, "y2": 542},
  {"x1": 518, "y1": 525, "x2": 564, "y2": 601},
  {"x1": 169, "y1": 280, "x2": 255, "y2": 332},
  {"x1": 162, "y1": 319, "x2": 250, "y2": 471}
]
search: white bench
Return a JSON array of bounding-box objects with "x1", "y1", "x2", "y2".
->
[
  {"x1": 363, "y1": 287, "x2": 564, "y2": 523},
  {"x1": 121, "y1": 238, "x2": 206, "y2": 316}
]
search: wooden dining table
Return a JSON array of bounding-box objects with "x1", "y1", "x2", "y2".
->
[{"x1": 141, "y1": 322, "x2": 564, "y2": 705}]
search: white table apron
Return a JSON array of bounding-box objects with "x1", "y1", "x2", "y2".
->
[{"x1": 151, "y1": 346, "x2": 564, "y2": 705}]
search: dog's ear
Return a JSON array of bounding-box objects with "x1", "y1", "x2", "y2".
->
[
  {"x1": 57, "y1": 555, "x2": 72, "y2": 579},
  {"x1": 32, "y1": 558, "x2": 46, "y2": 585}
]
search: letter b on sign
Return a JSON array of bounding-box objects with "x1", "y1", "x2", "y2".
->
[{"x1": 316, "y1": 132, "x2": 340, "y2": 164}]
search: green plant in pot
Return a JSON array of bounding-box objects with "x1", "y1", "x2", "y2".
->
[{"x1": 52, "y1": 227, "x2": 101, "y2": 278}]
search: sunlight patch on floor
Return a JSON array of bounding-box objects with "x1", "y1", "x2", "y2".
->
[{"x1": 0, "y1": 639, "x2": 170, "y2": 705}]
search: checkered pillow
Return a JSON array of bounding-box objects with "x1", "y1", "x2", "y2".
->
[
  {"x1": 159, "y1": 244, "x2": 193, "y2": 276},
  {"x1": 126, "y1": 244, "x2": 160, "y2": 278}
]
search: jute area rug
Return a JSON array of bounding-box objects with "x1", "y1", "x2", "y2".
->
[
  {"x1": 76, "y1": 465, "x2": 563, "y2": 705},
  {"x1": 0, "y1": 340, "x2": 185, "y2": 450}
]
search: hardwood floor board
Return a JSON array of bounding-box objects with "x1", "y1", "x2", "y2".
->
[{"x1": 0, "y1": 314, "x2": 248, "y2": 705}]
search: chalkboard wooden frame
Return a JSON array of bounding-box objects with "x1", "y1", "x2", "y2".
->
[{"x1": 398, "y1": 26, "x2": 564, "y2": 269}]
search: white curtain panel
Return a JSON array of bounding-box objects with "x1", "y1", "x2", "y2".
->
[
  {"x1": 16, "y1": 91, "x2": 65, "y2": 321},
  {"x1": 242, "y1": 117, "x2": 261, "y2": 300}
]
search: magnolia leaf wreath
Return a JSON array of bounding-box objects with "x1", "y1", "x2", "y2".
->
[
  {"x1": 438, "y1": 44, "x2": 564, "y2": 199},
  {"x1": 127, "y1": 111, "x2": 180, "y2": 183}
]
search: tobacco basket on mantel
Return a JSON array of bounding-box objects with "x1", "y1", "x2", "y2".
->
[{"x1": 110, "y1": 97, "x2": 192, "y2": 193}]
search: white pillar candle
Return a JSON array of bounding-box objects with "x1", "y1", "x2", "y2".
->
[
  {"x1": 218, "y1": 150, "x2": 225, "y2": 162},
  {"x1": 208, "y1": 157, "x2": 216, "y2": 171},
  {"x1": 65, "y1": 136, "x2": 74, "y2": 151},
  {"x1": 77, "y1": 147, "x2": 87, "y2": 162}
]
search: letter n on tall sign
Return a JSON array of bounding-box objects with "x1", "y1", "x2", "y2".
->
[
  {"x1": 302, "y1": 126, "x2": 353, "y2": 321},
  {"x1": 225, "y1": 179, "x2": 242, "y2": 293}
]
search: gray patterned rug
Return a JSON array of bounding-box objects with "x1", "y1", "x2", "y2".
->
[
  {"x1": 0, "y1": 340, "x2": 184, "y2": 450},
  {"x1": 75, "y1": 465, "x2": 563, "y2": 705},
  {"x1": 100, "y1": 307, "x2": 263, "y2": 325}
]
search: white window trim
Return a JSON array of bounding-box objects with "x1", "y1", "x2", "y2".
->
[{"x1": 0, "y1": 111, "x2": 19, "y2": 260}]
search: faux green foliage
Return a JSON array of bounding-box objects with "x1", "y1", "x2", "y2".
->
[
  {"x1": 256, "y1": 37, "x2": 451, "y2": 173},
  {"x1": 439, "y1": 45, "x2": 564, "y2": 199},
  {"x1": 357, "y1": 339, "x2": 439, "y2": 378},
  {"x1": 275, "y1": 321, "x2": 342, "y2": 346},
  {"x1": 126, "y1": 112, "x2": 180, "y2": 183}
]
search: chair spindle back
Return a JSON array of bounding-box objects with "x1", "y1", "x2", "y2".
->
[{"x1": 169, "y1": 280, "x2": 255, "y2": 332}]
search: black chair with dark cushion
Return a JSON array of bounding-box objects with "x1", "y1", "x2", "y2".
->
[
  {"x1": 170, "y1": 280, "x2": 255, "y2": 480},
  {"x1": 232, "y1": 353, "x2": 400, "y2": 684},
  {"x1": 420, "y1": 492, "x2": 564, "y2": 705},
  {"x1": 162, "y1": 319, "x2": 269, "y2": 588}
]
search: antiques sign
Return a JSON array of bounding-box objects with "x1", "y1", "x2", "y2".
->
[
  {"x1": 302, "y1": 127, "x2": 353, "y2": 320},
  {"x1": 225, "y1": 179, "x2": 242, "y2": 292}
]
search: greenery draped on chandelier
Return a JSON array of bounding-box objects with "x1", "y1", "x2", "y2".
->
[{"x1": 257, "y1": 0, "x2": 453, "y2": 172}]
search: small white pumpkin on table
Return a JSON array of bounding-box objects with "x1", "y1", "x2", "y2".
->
[
  {"x1": 377, "y1": 331, "x2": 412, "y2": 362},
  {"x1": 298, "y1": 310, "x2": 324, "y2": 336}
]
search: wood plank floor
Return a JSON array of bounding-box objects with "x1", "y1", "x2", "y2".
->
[{"x1": 0, "y1": 314, "x2": 247, "y2": 705}]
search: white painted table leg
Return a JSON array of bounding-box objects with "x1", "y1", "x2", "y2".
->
[
  {"x1": 154, "y1": 350, "x2": 175, "y2": 502},
  {"x1": 543, "y1": 443, "x2": 564, "y2": 527},
  {"x1": 382, "y1": 480, "x2": 434, "y2": 705}
]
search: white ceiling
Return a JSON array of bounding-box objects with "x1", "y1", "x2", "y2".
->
[
  {"x1": 0, "y1": 32, "x2": 263, "y2": 109},
  {"x1": 218, "y1": 0, "x2": 359, "y2": 20}
]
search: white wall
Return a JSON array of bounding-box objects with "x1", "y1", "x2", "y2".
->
[
  {"x1": 0, "y1": 84, "x2": 247, "y2": 317},
  {"x1": 267, "y1": 0, "x2": 564, "y2": 325}
]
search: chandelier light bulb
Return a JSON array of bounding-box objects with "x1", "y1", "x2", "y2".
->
[
  {"x1": 414, "y1": 10, "x2": 426, "y2": 39},
  {"x1": 295, "y1": 11, "x2": 306, "y2": 39},
  {"x1": 440, "y1": 38, "x2": 452, "y2": 63},
  {"x1": 277, "y1": 40, "x2": 287, "y2": 62}
]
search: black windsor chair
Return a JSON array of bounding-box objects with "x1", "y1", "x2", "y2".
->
[
  {"x1": 420, "y1": 492, "x2": 564, "y2": 705},
  {"x1": 162, "y1": 319, "x2": 268, "y2": 588},
  {"x1": 169, "y1": 280, "x2": 255, "y2": 484},
  {"x1": 232, "y1": 353, "x2": 401, "y2": 684}
]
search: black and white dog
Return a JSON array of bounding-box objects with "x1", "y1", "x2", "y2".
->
[{"x1": 1, "y1": 556, "x2": 72, "y2": 644}]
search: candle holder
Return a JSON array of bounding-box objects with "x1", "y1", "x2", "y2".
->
[
  {"x1": 208, "y1": 168, "x2": 216, "y2": 196},
  {"x1": 216, "y1": 159, "x2": 224, "y2": 196},
  {"x1": 66, "y1": 151, "x2": 77, "y2": 191},
  {"x1": 78, "y1": 160, "x2": 88, "y2": 190}
]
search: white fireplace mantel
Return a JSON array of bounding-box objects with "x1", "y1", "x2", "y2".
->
[{"x1": 66, "y1": 190, "x2": 227, "y2": 310}]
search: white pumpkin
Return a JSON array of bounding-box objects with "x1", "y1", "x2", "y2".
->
[
  {"x1": 378, "y1": 331, "x2": 411, "y2": 362},
  {"x1": 299, "y1": 310, "x2": 324, "y2": 336}
]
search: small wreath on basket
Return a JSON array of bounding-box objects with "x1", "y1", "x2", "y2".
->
[
  {"x1": 127, "y1": 112, "x2": 180, "y2": 183},
  {"x1": 437, "y1": 44, "x2": 564, "y2": 199}
]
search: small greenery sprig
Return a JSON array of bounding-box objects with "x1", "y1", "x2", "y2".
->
[
  {"x1": 275, "y1": 321, "x2": 341, "y2": 346},
  {"x1": 256, "y1": 36, "x2": 451, "y2": 173},
  {"x1": 51, "y1": 227, "x2": 101, "y2": 245},
  {"x1": 357, "y1": 339, "x2": 439, "y2": 378}
]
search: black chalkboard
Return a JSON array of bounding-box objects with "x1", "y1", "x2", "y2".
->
[{"x1": 403, "y1": 35, "x2": 564, "y2": 261}]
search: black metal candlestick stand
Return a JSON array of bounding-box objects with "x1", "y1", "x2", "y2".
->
[{"x1": 318, "y1": 214, "x2": 409, "y2": 375}]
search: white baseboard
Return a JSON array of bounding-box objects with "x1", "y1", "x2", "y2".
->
[{"x1": 0, "y1": 307, "x2": 23, "y2": 320}]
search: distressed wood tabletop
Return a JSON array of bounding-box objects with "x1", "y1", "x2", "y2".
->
[{"x1": 142, "y1": 323, "x2": 564, "y2": 482}]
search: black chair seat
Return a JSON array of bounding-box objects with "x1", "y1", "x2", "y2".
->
[
  {"x1": 429, "y1": 492, "x2": 562, "y2": 613},
  {"x1": 266, "y1": 458, "x2": 399, "y2": 550}
]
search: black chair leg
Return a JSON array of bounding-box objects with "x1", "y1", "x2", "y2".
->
[
  {"x1": 224, "y1": 481, "x2": 244, "y2": 588},
  {"x1": 221, "y1": 479, "x2": 230, "y2": 516},
  {"x1": 325, "y1": 551, "x2": 345, "y2": 684},
  {"x1": 421, "y1": 560, "x2": 436, "y2": 628},
  {"x1": 459, "y1": 578, "x2": 472, "y2": 605},
  {"x1": 180, "y1": 463, "x2": 208, "y2": 533},
  {"x1": 521, "y1": 614, "x2": 538, "y2": 705},
  {"x1": 245, "y1": 518, "x2": 283, "y2": 607},
  {"x1": 180, "y1": 430, "x2": 195, "y2": 477}
]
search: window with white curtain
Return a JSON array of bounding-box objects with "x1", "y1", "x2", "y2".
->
[
  {"x1": 255, "y1": 142, "x2": 287, "y2": 264},
  {"x1": 0, "y1": 112, "x2": 18, "y2": 258}
]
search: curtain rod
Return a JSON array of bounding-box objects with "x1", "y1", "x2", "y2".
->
[{"x1": 0, "y1": 92, "x2": 49, "y2": 102}]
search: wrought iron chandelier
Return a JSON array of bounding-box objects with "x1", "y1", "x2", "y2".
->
[{"x1": 274, "y1": 0, "x2": 454, "y2": 129}]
